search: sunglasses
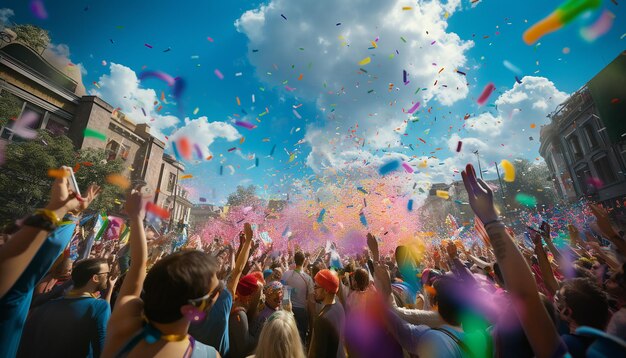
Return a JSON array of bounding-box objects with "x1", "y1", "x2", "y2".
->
[{"x1": 188, "y1": 281, "x2": 224, "y2": 312}]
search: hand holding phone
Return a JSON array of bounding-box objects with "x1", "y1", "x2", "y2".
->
[{"x1": 66, "y1": 167, "x2": 82, "y2": 200}]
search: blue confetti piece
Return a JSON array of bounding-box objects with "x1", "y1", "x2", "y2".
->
[
  {"x1": 359, "y1": 212, "x2": 368, "y2": 227},
  {"x1": 270, "y1": 144, "x2": 276, "y2": 156},
  {"x1": 171, "y1": 142, "x2": 181, "y2": 160},
  {"x1": 255, "y1": 157, "x2": 259, "y2": 167},
  {"x1": 317, "y1": 208, "x2": 326, "y2": 223},
  {"x1": 219, "y1": 165, "x2": 223, "y2": 175},
  {"x1": 378, "y1": 159, "x2": 401, "y2": 176},
  {"x1": 357, "y1": 187, "x2": 368, "y2": 194},
  {"x1": 407, "y1": 199, "x2": 413, "y2": 211}
]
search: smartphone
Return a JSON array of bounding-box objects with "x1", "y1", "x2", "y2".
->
[{"x1": 67, "y1": 167, "x2": 82, "y2": 198}]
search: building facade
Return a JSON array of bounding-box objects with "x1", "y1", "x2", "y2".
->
[
  {"x1": 539, "y1": 53, "x2": 626, "y2": 206},
  {"x1": 0, "y1": 39, "x2": 190, "y2": 224}
]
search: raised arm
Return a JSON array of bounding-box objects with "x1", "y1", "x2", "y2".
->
[
  {"x1": 461, "y1": 164, "x2": 562, "y2": 358},
  {"x1": 227, "y1": 223, "x2": 253, "y2": 294},
  {"x1": 590, "y1": 204, "x2": 626, "y2": 257},
  {"x1": 102, "y1": 187, "x2": 149, "y2": 358},
  {"x1": 530, "y1": 229, "x2": 559, "y2": 296},
  {"x1": 0, "y1": 170, "x2": 100, "y2": 298}
]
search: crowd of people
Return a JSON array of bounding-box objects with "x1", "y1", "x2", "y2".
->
[{"x1": 0, "y1": 164, "x2": 625, "y2": 357}]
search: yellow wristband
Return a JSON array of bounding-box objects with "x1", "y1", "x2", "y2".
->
[{"x1": 35, "y1": 209, "x2": 60, "y2": 225}]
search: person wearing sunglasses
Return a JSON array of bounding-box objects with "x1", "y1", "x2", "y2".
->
[
  {"x1": 102, "y1": 187, "x2": 222, "y2": 358},
  {"x1": 18, "y1": 258, "x2": 112, "y2": 358}
]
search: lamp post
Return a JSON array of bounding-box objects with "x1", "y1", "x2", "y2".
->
[{"x1": 473, "y1": 150, "x2": 484, "y2": 179}]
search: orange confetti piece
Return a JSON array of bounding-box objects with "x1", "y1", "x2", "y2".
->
[
  {"x1": 146, "y1": 202, "x2": 170, "y2": 219},
  {"x1": 160, "y1": 91, "x2": 165, "y2": 101},
  {"x1": 156, "y1": 105, "x2": 163, "y2": 112},
  {"x1": 298, "y1": 73, "x2": 303, "y2": 80},
  {"x1": 180, "y1": 174, "x2": 193, "y2": 179},
  {"x1": 206, "y1": 155, "x2": 213, "y2": 160},
  {"x1": 82, "y1": 162, "x2": 94, "y2": 167},
  {"x1": 240, "y1": 137, "x2": 245, "y2": 144},
  {"x1": 530, "y1": 123, "x2": 536, "y2": 128},
  {"x1": 73, "y1": 163, "x2": 81, "y2": 173},
  {"x1": 106, "y1": 174, "x2": 130, "y2": 189},
  {"x1": 236, "y1": 97, "x2": 241, "y2": 106},
  {"x1": 48, "y1": 168, "x2": 69, "y2": 178}
]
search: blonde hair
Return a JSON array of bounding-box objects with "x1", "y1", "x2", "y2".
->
[{"x1": 254, "y1": 311, "x2": 305, "y2": 358}]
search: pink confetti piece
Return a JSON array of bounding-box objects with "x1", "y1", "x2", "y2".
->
[
  {"x1": 430, "y1": 41, "x2": 436, "y2": 45},
  {"x1": 285, "y1": 85, "x2": 296, "y2": 92},
  {"x1": 207, "y1": 37, "x2": 214, "y2": 42},
  {"x1": 214, "y1": 69, "x2": 224, "y2": 80},
  {"x1": 580, "y1": 10, "x2": 615, "y2": 42},
  {"x1": 29, "y1": 0, "x2": 48, "y2": 19},
  {"x1": 12, "y1": 112, "x2": 39, "y2": 139},
  {"x1": 477, "y1": 83, "x2": 495, "y2": 105},
  {"x1": 234, "y1": 121, "x2": 257, "y2": 129},
  {"x1": 407, "y1": 102, "x2": 420, "y2": 114},
  {"x1": 402, "y1": 162, "x2": 414, "y2": 173}
]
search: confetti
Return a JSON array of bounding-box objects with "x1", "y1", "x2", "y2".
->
[
  {"x1": 359, "y1": 212, "x2": 368, "y2": 227},
  {"x1": 378, "y1": 159, "x2": 400, "y2": 176},
  {"x1": 48, "y1": 168, "x2": 69, "y2": 178},
  {"x1": 281, "y1": 14, "x2": 287, "y2": 20},
  {"x1": 146, "y1": 202, "x2": 170, "y2": 219},
  {"x1": 402, "y1": 162, "x2": 414, "y2": 173},
  {"x1": 317, "y1": 208, "x2": 326, "y2": 223},
  {"x1": 193, "y1": 107, "x2": 199, "y2": 115},
  {"x1": 501, "y1": 159, "x2": 515, "y2": 182},
  {"x1": 214, "y1": 69, "x2": 224, "y2": 79},
  {"x1": 523, "y1": 0, "x2": 602, "y2": 44},
  {"x1": 515, "y1": 193, "x2": 537, "y2": 207},
  {"x1": 477, "y1": 83, "x2": 495, "y2": 105},
  {"x1": 106, "y1": 174, "x2": 130, "y2": 189},
  {"x1": 456, "y1": 141, "x2": 463, "y2": 152},
  {"x1": 357, "y1": 187, "x2": 368, "y2": 194},
  {"x1": 180, "y1": 174, "x2": 193, "y2": 179},
  {"x1": 407, "y1": 199, "x2": 414, "y2": 211},
  {"x1": 407, "y1": 102, "x2": 420, "y2": 114},
  {"x1": 144, "y1": 43, "x2": 153, "y2": 49},
  {"x1": 235, "y1": 121, "x2": 257, "y2": 129},
  {"x1": 178, "y1": 137, "x2": 192, "y2": 160},
  {"x1": 580, "y1": 10, "x2": 615, "y2": 42},
  {"x1": 84, "y1": 128, "x2": 107, "y2": 141},
  {"x1": 436, "y1": 190, "x2": 450, "y2": 199},
  {"x1": 29, "y1": 0, "x2": 48, "y2": 19},
  {"x1": 358, "y1": 57, "x2": 371, "y2": 66},
  {"x1": 293, "y1": 109, "x2": 302, "y2": 119}
]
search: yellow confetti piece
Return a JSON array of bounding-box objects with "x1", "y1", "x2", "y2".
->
[
  {"x1": 48, "y1": 168, "x2": 69, "y2": 178},
  {"x1": 240, "y1": 137, "x2": 245, "y2": 144},
  {"x1": 106, "y1": 174, "x2": 130, "y2": 189},
  {"x1": 358, "y1": 57, "x2": 371, "y2": 66},
  {"x1": 501, "y1": 159, "x2": 515, "y2": 182},
  {"x1": 193, "y1": 107, "x2": 199, "y2": 115},
  {"x1": 371, "y1": 41, "x2": 377, "y2": 48},
  {"x1": 436, "y1": 190, "x2": 450, "y2": 199},
  {"x1": 236, "y1": 97, "x2": 241, "y2": 106},
  {"x1": 419, "y1": 160, "x2": 428, "y2": 168},
  {"x1": 288, "y1": 153, "x2": 295, "y2": 162},
  {"x1": 402, "y1": 6, "x2": 413, "y2": 10}
]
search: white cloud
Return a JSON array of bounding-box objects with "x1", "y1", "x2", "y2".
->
[
  {"x1": 90, "y1": 63, "x2": 180, "y2": 141},
  {"x1": 39, "y1": 43, "x2": 88, "y2": 95},
  {"x1": 0, "y1": 8, "x2": 13, "y2": 29},
  {"x1": 450, "y1": 76, "x2": 569, "y2": 174},
  {"x1": 168, "y1": 118, "x2": 241, "y2": 159},
  {"x1": 236, "y1": 0, "x2": 473, "y2": 173}
]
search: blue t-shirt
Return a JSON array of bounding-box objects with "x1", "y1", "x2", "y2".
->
[
  {"x1": 0, "y1": 223, "x2": 76, "y2": 358},
  {"x1": 18, "y1": 296, "x2": 111, "y2": 358},
  {"x1": 188, "y1": 287, "x2": 232, "y2": 357}
]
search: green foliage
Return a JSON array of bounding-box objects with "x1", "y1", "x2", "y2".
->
[
  {"x1": 226, "y1": 185, "x2": 260, "y2": 207},
  {"x1": 0, "y1": 92, "x2": 23, "y2": 128},
  {"x1": 0, "y1": 131, "x2": 124, "y2": 226},
  {"x1": 10, "y1": 24, "x2": 50, "y2": 53},
  {"x1": 502, "y1": 159, "x2": 557, "y2": 210}
]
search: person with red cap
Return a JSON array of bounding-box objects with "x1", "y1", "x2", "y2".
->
[
  {"x1": 308, "y1": 269, "x2": 346, "y2": 358},
  {"x1": 228, "y1": 274, "x2": 263, "y2": 358}
]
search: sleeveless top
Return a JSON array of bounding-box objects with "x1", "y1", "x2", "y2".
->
[{"x1": 115, "y1": 322, "x2": 217, "y2": 358}]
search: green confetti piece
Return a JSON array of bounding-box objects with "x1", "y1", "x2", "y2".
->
[
  {"x1": 400, "y1": 36, "x2": 406, "y2": 43},
  {"x1": 367, "y1": 89, "x2": 374, "y2": 93},
  {"x1": 515, "y1": 193, "x2": 537, "y2": 207},
  {"x1": 259, "y1": 111, "x2": 268, "y2": 117},
  {"x1": 259, "y1": 87, "x2": 265, "y2": 91},
  {"x1": 84, "y1": 128, "x2": 106, "y2": 141}
]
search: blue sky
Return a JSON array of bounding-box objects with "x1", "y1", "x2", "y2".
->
[{"x1": 3, "y1": 0, "x2": 625, "y2": 204}]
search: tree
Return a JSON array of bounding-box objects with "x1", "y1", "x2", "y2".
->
[
  {"x1": 10, "y1": 24, "x2": 50, "y2": 53},
  {"x1": 0, "y1": 130, "x2": 124, "y2": 226},
  {"x1": 226, "y1": 185, "x2": 260, "y2": 207},
  {"x1": 0, "y1": 92, "x2": 22, "y2": 128},
  {"x1": 501, "y1": 159, "x2": 557, "y2": 211}
]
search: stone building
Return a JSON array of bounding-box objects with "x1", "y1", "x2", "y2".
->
[
  {"x1": 539, "y1": 53, "x2": 626, "y2": 207},
  {"x1": 0, "y1": 38, "x2": 191, "y2": 224}
]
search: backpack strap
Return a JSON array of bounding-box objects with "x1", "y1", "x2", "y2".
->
[{"x1": 432, "y1": 327, "x2": 474, "y2": 358}]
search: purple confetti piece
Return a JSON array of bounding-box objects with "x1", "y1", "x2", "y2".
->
[
  {"x1": 402, "y1": 162, "x2": 414, "y2": 173},
  {"x1": 234, "y1": 121, "x2": 257, "y2": 129},
  {"x1": 138, "y1": 70, "x2": 176, "y2": 86},
  {"x1": 30, "y1": 0, "x2": 48, "y2": 19},
  {"x1": 12, "y1": 112, "x2": 38, "y2": 139},
  {"x1": 431, "y1": 41, "x2": 436, "y2": 45},
  {"x1": 293, "y1": 109, "x2": 302, "y2": 119},
  {"x1": 194, "y1": 143, "x2": 203, "y2": 159},
  {"x1": 285, "y1": 85, "x2": 296, "y2": 92},
  {"x1": 407, "y1": 101, "x2": 420, "y2": 114},
  {"x1": 214, "y1": 69, "x2": 224, "y2": 80}
]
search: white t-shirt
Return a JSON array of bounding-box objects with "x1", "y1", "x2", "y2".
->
[{"x1": 282, "y1": 269, "x2": 314, "y2": 308}]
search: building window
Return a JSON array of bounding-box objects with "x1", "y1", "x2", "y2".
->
[
  {"x1": 45, "y1": 115, "x2": 69, "y2": 136},
  {"x1": 106, "y1": 140, "x2": 120, "y2": 161},
  {"x1": 568, "y1": 134, "x2": 584, "y2": 160},
  {"x1": 583, "y1": 125, "x2": 599, "y2": 150},
  {"x1": 593, "y1": 155, "x2": 617, "y2": 185},
  {"x1": 167, "y1": 172, "x2": 176, "y2": 192},
  {"x1": 119, "y1": 144, "x2": 131, "y2": 160},
  {"x1": 575, "y1": 165, "x2": 592, "y2": 194},
  {"x1": 0, "y1": 106, "x2": 42, "y2": 141}
]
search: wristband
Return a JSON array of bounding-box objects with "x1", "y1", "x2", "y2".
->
[
  {"x1": 482, "y1": 218, "x2": 501, "y2": 227},
  {"x1": 23, "y1": 214, "x2": 58, "y2": 231},
  {"x1": 35, "y1": 209, "x2": 61, "y2": 226},
  {"x1": 484, "y1": 221, "x2": 505, "y2": 231}
]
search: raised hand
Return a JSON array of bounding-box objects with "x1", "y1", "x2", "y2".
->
[
  {"x1": 446, "y1": 240, "x2": 458, "y2": 260},
  {"x1": 589, "y1": 204, "x2": 618, "y2": 238},
  {"x1": 243, "y1": 223, "x2": 253, "y2": 243},
  {"x1": 366, "y1": 232, "x2": 379, "y2": 262},
  {"x1": 46, "y1": 167, "x2": 101, "y2": 216},
  {"x1": 124, "y1": 186, "x2": 148, "y2": 220},
  {"x1": 461, "y1": 164, "x2": 498, "y2": 224}
]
